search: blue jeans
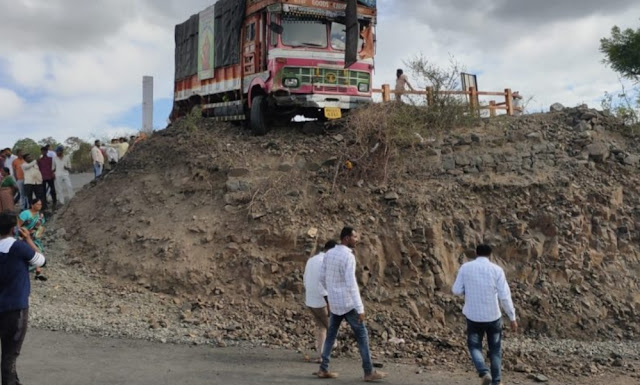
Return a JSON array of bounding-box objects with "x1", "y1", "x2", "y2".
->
[
  {"x1": 320, "y1": 309, "x2": 373, "y2": 375},
  {"x1": 467, "y1": 318, "x2": 502, "y2": 385},
  {"x1": 94, "y1": 162, "x2": 103, "y2": 179}
]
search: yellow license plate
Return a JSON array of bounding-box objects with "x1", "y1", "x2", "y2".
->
[{"x1": 324, "y1": 107, "x2": 342, "y2": 120}]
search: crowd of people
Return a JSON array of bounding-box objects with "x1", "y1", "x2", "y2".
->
[
  {"x1": 91, "y1": 135, "x2": 146, "y2": 179},
  {"x1": 0, "y1": 133, "x2": 149, "y2": 384},
  {"x1": 0, "y1": 145, "x2": 75, "y2": 215},
  {"x1": 304, "y1": 227, "x2": 517, "y2": 385}
]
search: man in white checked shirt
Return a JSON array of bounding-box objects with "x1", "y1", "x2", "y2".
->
[
  {"x1": 316, "y1": 227, "x2": 386, "y2": 382},
  {"x1": 452, "y1": 244, "x2": 517, "y2": 385}
]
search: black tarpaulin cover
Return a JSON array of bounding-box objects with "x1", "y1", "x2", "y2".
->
[
  {"x1": 174, "y1": 0, "x2": 245, "y2": 81},
  {"x1": 175, "y1": 14, "x2": 199, "y2": 80},
  {"x1": 214, "y1": 0, "x2": 246, "y2": 69}
]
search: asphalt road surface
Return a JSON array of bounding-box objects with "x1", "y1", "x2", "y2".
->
[{"x1": 16, "y1": 329, "x2": 584, "y2": 385}]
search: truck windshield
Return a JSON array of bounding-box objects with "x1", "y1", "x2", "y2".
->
[
  {"x1": 330, "y1": 22, "x2": 363, "y2": 51},
  {"x1": 282, "y1": 20, "x2": 327, "y2": 48}
]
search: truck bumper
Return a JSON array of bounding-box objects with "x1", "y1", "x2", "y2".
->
[{"x1": 272, "y1": 94, "x2": 371, "y2": 110}]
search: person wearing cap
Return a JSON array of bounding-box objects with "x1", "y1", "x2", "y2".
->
[{"x1": 52, "y1": 146, "x2": 74, "y2": 205}]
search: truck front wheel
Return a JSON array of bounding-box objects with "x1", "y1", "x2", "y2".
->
[{"x1": 250, "y1": 95, "x2": 269, "y2": 136}]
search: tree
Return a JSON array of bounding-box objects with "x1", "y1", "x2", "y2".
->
[
  {"x1": 600, "y1": 24, "x2": 640, "y2": 81},
  {"x1": 70, "y1": 141, "x2": 93, "y2": 172},
  {"x1": 65, "y1": 136, "x2": 85, "y2": 153},
  {"x1": 12, "y1": 138, "x2": 40, "y2": 158},
  {"x1": 38, "y1": 137, "x2": 61, "y2": 149}
]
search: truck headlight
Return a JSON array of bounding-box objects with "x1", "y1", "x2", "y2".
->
[
  {"x1": 358, "y1": 83, "x2": 370, "y2": 92},
  {"x1": 283, "y1": 78, "x2": 299, "y2": 88}
]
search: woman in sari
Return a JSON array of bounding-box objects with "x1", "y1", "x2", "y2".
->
[
  {"x1": 0, "y1": 167, "x2": 17, "y2": 212},
  {"x1": 18, "y1": 198, "x2": 47, "y2": 281}
]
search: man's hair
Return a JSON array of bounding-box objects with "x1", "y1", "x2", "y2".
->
[
  {"x1": 2, "y1": 167, "x2": 9, "y2": 174},
  {"x1": 95, "y1": 140, "x2": 100, "y2": 145},
  {"x1": 340, "y1": 226, "x2": 355, "y2": 240},
  {"x1": 323, "y1": 240, "x2": 337, "y2": 252},
  {"x1": 0, "y1": 211, "x2": 17, "y2": 236},
  {"x1": 2, "y1": 148, "x2": 10, "y2": 153},
  {"x1": 40, "y1": 146, "x2": 47, "y2": 152},
  {"x1": 396, "y1": 68, "x2": 403, "y2": 78},
  {"x1": 476, "y1": 244, "x2": 492, "y2": 257}
]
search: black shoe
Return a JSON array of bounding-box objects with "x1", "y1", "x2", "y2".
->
[{"x1": 35, "y1": 273, "x2": 48, "y2": 281}]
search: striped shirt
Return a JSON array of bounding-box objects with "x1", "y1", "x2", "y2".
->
[
  {"x1": 320, "y1": 245, "x2": 364, "y2": 316},
  {"x1": 452, "y1": 257, "x2": 516, "y2": 322}
]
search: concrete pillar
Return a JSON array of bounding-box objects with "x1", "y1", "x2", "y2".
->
[{"x1": 142, "y1": 76, "x2": 154, "y2": 133}]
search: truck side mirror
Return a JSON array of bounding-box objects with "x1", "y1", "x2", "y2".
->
[{"x1": 269, "y1": 22, "x2": 283, "y2": 35}]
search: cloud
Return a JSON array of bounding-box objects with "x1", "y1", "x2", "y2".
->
[
  {"x1": 1, "y1": 0, "x2": 639, "y2": 148},
  {"x1": 0, "y1": 88, "x2": 24, "y2": 119}
]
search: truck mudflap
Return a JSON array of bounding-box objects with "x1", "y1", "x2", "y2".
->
[{"x1": 272, "y1": 94, "x2": 371, "y2": 110}]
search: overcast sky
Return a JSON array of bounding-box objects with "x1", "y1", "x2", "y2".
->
[{"x1": 1, "y1": 0, "x2": 639, "y2": 147}]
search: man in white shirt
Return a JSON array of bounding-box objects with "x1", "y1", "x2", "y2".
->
[
  {"x1": 303, "y1": 240, "x2": 336, "y2": 363},
  {"x1": 52, "y1": 146, "x2": 74, "y2": 205},
  {"x1": 452, "y1": 244, "x2": 517, "y2": 385},
  {"x1": 20, "y1": 154, "x2": 44, "y2": 208},
  {"x1": 317, "y1": 227, "x2": 386, "y2": 382},
  {"x1": 91, "y1": 140, "x2": 105, "y2": 179},
  {"x1": 2, "y1": 148, "x2": 17, "y2": 177}
]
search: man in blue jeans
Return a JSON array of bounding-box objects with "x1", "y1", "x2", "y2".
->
[
  {"x1": 0, "y1": 211, "x2": 47, "y2": 385},
  {"x1": 452, "y1": 244, "x2": 517, "y2": 385},
  {"x1": 317, "y1": 227, "x2": 386, "y2": 382}
]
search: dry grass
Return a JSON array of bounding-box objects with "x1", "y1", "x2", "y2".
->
[{"x1": 336, "y1": 102, "x2": 479, "y2": 184}]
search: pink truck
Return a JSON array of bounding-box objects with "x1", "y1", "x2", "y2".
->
[{"x1": 172, "y1": 0, "x2": 377, "y2": 134}]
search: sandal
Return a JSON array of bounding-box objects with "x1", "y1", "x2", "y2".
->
[{"x1": 35, "y1": 273, "x2": 48, "y2": 281}]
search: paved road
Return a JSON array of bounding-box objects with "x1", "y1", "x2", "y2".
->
[
  {"x1": 18, "y1": 329, "x2": 538, "y2": 385},
  {"x1": 70, "y1": 172, "x2": 94, "y2": 192}
]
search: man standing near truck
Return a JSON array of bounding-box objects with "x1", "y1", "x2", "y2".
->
[{"x1": 395, "y1": 69, "x2": 414, "y2": 102}]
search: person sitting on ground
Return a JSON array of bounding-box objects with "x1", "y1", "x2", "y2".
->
[
  {"x1": 17, "y1": 198, "x2": 48, "y2": 281},
  {"x1": 303, "y1": 240, "x2": 337, "y2": 364},
  {"x1": 0, "y1": 211, "x2": 46, "y2": 385},
  {"x1": 0, "y1": 167, "x2": 18, "y2": 212}
]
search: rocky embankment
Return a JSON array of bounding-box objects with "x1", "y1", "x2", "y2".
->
[{"x1": 45, "y1": 104, "x2": 640, "y2": 381}]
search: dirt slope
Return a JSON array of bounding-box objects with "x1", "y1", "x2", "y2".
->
[{"x1": 57, "y1": 105, "x2": 640, "y2": 377}]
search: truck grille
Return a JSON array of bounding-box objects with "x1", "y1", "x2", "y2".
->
[{"x1": 282, "y1": 67, "x2": 370, "y2": 87}]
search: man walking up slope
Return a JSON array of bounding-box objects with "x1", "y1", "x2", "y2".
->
[
  {"x1": 317, "y1": 227, "x2": 386, "y2": 382},
  {"x1": 452, "y1": 244, "x2": 517, "y2": 385}
]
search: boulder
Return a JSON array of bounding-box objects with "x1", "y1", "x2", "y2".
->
[
  {"x1": 586, "y1": 143, "x2": 610, "y2": 163},
  {"x1": 550, "y1": 103, "x2": 565, "y2": 112}
]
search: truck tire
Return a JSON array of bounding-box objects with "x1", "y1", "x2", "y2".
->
[{"x1": 250, "y1": 95, "x2": 269, "y2": 136}]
